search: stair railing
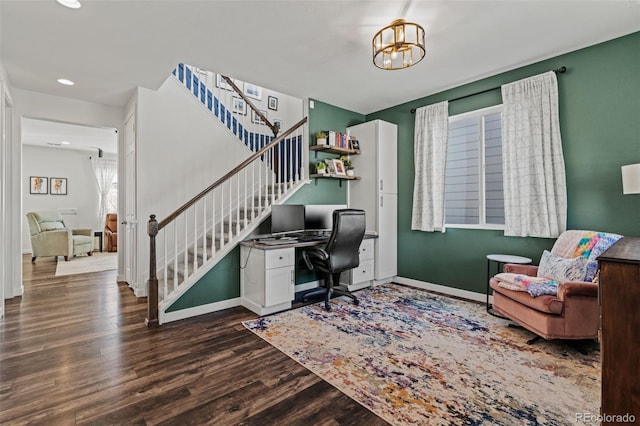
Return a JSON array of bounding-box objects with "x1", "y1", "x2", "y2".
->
[{"x1": 145, "y1": 117, "x2": 308, "y2": 327}]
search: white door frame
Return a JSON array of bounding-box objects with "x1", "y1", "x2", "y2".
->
[{"x1": 124, "y1": 111, "x2": 140, "y2": 295}]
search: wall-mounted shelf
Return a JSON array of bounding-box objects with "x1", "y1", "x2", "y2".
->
[
  {"x1": 310, "y1": 173, "x2": 360, "y2": 187},
  {"x1": 310, "y1": 145, "x2": 360, "y2": 158}
]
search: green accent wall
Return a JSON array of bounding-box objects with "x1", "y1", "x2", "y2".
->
[
  {"x1": 366, "y1": 32, "x2": 640, "y2": 294},
  {"x1": 168, "y1": 98, "x2": 364, "y2": 311}
]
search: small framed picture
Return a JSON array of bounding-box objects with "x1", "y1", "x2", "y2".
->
[
  {"x1": 30, "y1": 176, "x2": 48, "y2": 194},
  {"x1": 244, "y1": 83, "x2": 262, "y2": 100},
  {"x1": 331, "y1": 159, "x2": 346, "y2": 176},
  {"x1": 325, "y1": 159, "x2": 336, "y2": 174},
  {"x1": 216, "y1": 74, "x2": 233, "y2": 91},
  {"x1": 252, "y1": 109, "x2": 267, "y2": 125},
  {"x1": 274, "y1": 119, "x2": 282, "y2": 131},
  {"x1": 268, "y1": 96, "x2": 278, "y2": 111},
  {"x1": 232, "y1": 96, "x2": 247, "y2": 115},
  {"x1": 350, "y1": 139, "x2": 360, "y2": 151},
  {"x1": 50, "y1": 177, "x2": 67, "y2": 195}
]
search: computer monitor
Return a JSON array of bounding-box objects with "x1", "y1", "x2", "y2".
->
[
  {"x1": 304, "y1": 204, "x2": 347, "y2": 233},
  {"x1": 271, "y1": 204, "x2": 305, "y2": 236}
]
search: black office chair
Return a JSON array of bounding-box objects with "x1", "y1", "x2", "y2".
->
[{"x1": 302, "y1": 209, "x2": 366, "y2": 311}]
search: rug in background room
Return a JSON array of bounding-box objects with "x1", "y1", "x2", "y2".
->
[
  {"x1": 55, "y1": 252, "x2": 117, "y2": 276},
  {"x1": 243, "y1": 283, "x2": 600, "y2": 426}
]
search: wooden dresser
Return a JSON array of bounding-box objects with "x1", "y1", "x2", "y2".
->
[{"x1": 597, "y1": 237, "x2": 640, "y2": 422}]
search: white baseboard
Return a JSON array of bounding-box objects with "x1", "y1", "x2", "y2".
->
[
  {"x1": 393, "y1": 276, "x2": 487, "y2": 303},
  {"x1": 160, "y1": 297, "x2": 241, "y2": 324}
]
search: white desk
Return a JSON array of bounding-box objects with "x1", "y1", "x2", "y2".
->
[{"x1": 240, "y1": 235, "x2": 376, "y2": 315}]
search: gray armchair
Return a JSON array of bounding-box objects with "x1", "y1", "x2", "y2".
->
[{"x1": 26, "y1": 211, "x2": 94, "y2": 262}]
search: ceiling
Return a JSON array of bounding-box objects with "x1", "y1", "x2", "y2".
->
[
  {"x1": 21, "y1": 118, "x2": 118, "y2": 155},
  {"x1": 1, "y1": 1, "x2": 639, "y2": 115}
]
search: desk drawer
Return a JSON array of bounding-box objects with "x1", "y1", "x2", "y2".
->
[
  {"x1": 264, "y1": 248, "x2": 295, "y2": 269},
  {"x1": 351, "y1": 259, "x2": 374, "y2": 284},
  {"x1": 359, "y1": 239, "x2": 374, "y2": 260}
]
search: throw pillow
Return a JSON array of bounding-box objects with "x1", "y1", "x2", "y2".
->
[{"x1": 537, "y1": 250, "x2": 587, "y2": 283}]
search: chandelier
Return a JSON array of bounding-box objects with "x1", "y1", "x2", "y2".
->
[{"x1": 372, "y1": 19, "x2": 426, "y2": 70}]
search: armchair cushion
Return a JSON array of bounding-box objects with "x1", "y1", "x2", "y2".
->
[{"x1": 537, "y1": 250, "x2": 588, "y2": 283}]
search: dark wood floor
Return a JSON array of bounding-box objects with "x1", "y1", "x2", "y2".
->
[{"x1": 0, "y1": 255, "x2": 388, "y2": 425}]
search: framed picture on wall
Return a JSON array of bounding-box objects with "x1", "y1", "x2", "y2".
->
[
  {"x1": 268, "y1": 96, "x2": 278, "y2": 111},
  {"x1": 50, "y1": 177, "x2": 67, "y2": 195},
  {"x1": 232, "y1": 97, "x2": 247, "y2": 115},
  {"x1": 30, "y1": 176, "x2": 48, "y2": 194},
  {"x1": 244, "y1": 83, "x2": 262, "y2": 100},
  {"x1": 216, "y1": 74, "x2": 233, "y2": 91},
  {"x1": 252, "y1": 109, "x2": 267, "y2": 125}
]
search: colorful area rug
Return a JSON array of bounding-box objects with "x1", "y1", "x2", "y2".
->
[
  {"x1": 55, "y1": 252, "x2": 117, "y2": 276},
  {"x1": 243, "y1": 284, "x2": 600, "y2": 425}
]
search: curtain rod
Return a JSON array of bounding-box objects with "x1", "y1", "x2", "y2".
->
[{"x1": 410, "y1": 66, "x2": 567, "y2": 113}]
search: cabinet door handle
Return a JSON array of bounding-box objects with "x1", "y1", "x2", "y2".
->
[
  {"x1": 380, "y1": 180, "x2": 384, "y2": 191},
  {"x1": 380, "y1": 196, "x2": 383, "y2": 207}
]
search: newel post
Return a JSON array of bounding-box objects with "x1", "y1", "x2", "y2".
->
[{"x1": 145, "y1": 214, "x2": 159, "y2": 327}]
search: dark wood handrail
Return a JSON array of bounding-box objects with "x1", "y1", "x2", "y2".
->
[
  {"x1": 156, "y1": 116, "x2": 307, "y2": 230},
  {"x1": 221, "y1": 76, "x2": 279, "y2": 137}
]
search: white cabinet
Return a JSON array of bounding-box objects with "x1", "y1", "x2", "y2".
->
[
  {"x1": 240, "y1": 245, "x2": 295, "y2": 315},
  {"x1": 340, "y1": 238, "x2": 375, "y2": 290},
  {"x1": 347, "y1": 119, "x2": 398, "y2": 284}
]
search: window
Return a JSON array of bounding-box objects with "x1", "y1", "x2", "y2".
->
[
  {"x1": 106, "y1": 176, "x2": 118, "y2": 213},
  {"x1": 445, "y1": 105, "x2": 504, "y2": 227}
]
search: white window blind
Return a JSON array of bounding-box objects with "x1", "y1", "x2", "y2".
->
[{"x1": 445, "y1": 106, "x2": 504, "y2": 227}]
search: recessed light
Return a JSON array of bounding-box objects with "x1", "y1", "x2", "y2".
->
[
  {"x1": 60, "y1": 141, "x2": 70, "y2": 145},
  {"x1": 57, "y1": 78, "x2": 74, "y2": 86},
  {"x1": 56, "y1": 0, "x2": 81, "y2": 9}
]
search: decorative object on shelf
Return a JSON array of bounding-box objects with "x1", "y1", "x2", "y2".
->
[
  {"x1": 232, "y1": 96, "x2": 247, "y2": 115},
  {"x1": 372, "y1": 19, "x2": 426, "y2": 70},
  {"x1": 30, "y1": 176, "x2": 48, "y2": 194},
  {"x1": 268, "y1": 95, "x2": 278, "y2": 111},
  {"x1": 315, "y1": 161, "x2": 327, "y2": 175},
  {"x1": 315, "y1": 131, "x2": 327, "y2": 146},
  {"x1": 244, "y1": 83, "x2": 262, "y2": 100},
  {"x1": 50, "y1": 177, "x2": 68, "y2": 195},
  {"x1": 340, "y1": 156, "x2": 355, "y2": 176},
  {"x1": 349, "y1": 138, "x2": 360, "y2": 151},
  {"x1": 331, "y1": 159, "x2": 346, "y2": 176}
]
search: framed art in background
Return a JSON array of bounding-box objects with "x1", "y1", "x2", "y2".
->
[
  {"x1": 244, "y1": 83, "x2": 262, "y2": 100},
  {"x1": 30, "y1": 176, "x2": 48, "y2": 194},
  {"x1": 252, "y1": 109, "x2": 267, "y2": 125},
  {"x1": 50, "y1": 177, "x2": 67, "y2": 195}
]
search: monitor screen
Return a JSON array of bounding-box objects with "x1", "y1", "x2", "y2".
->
[
  {"x1": 271, "y1": 204, "x2": 306, "y2": 235},
  {"x1": 304, "y1": 204, "x2": 347, "y2": 232}
]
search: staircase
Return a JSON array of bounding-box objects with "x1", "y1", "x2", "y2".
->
[{"x1": 145, "y1": 65, "x2": 308, "y2": 326}]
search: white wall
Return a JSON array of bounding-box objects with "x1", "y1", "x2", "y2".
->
[
  {"x1": 134, "y1": 76, "x2": 261, "y2": 289},
  {"x1": 21, "y1": 145, "x2": 109, "y2": 253}
]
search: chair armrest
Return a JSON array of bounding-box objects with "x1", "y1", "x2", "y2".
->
[
  {"x1": 72, "y1": 228, "x2": 93, "y2": 236},
  {"x1": 557, "y1": 281, "x2": 598, "y2": 299},
  {"x1": 503, "y1": 263, "x2": 538, "y2": 275},
  {"x1": 302, "y1": 248, "x2": 328, "y2": 270}
]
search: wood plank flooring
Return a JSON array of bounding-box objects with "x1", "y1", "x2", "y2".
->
[{"x1": 0, "y1": 255, "x2": 388, "y2": 425}]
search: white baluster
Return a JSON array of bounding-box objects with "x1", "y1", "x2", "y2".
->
[
  {"x1": 193, "y1": 203, "x2": 198, "y2": 271},
  {"x1": 228, "y1": 179, "x2": 233, "y2": 242},
  {"x1": 220, "y1": 185, "x2": 225, "y2": 250},
  {"x1": 184, "y1": 213, "x2": 188, "y2": 281},
  {"x1": 243, "y1": 168, "x2": 248, "y2": 228},
  {"x1": 173, "y1": 221, "x2": 178, "y2": 292},
  {"x1": 163, "y1": 229, "x2": 167, "y2": 302},
  {"x1": 211, "y1": 188, "x2": 216, "y2": 255},
  {"x1": 251, "y1": 161, "x2": 256, "y2": 220},
  {"x1": 236, "y1": 172, "x2": 240, "y2": 235},
  {"x1": 203, "y1": 197, "x2": 207, "y2": 263}
]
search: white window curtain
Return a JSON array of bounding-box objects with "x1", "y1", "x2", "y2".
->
[
  {"x1": 91, "y1": 157, "x2": 117, "y2": 230},
  {"x1": 501, "y1": 71, "x2": 567, "y2": 238},
  {"x1": 411, "y1": 101, "x2": 449, "y2": 232}
]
